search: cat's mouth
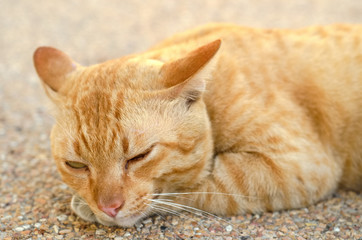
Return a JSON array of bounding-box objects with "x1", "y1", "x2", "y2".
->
[
  {"x1": 71, "y1": 190, "x2": 163, "y2": 227},
  {"x1": 70, "y1": 187, "x2": 164, "y2": 227},
  {"x1": 100, "y1": 190, "x2": 163, "y2": 226}
]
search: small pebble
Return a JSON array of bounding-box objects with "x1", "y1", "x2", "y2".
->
[
  {"x1": 225, "y1": 225, "x2": 233, "y2": 232},
  {"x1": 14, "y1": 227, "x2": 24, "y2": 232},
  {"x1": 59, "y1": 229, "x2": 72, "y2": 234},
  {"x1": 34, "y1": 223, "x2": 41, "y2": 228},
  {"x1": 108, "y1": 233, "x2": 116, "y2": 238},
  {"x1": 53, "y1": 225, "x2": 59, "y2": 233},
  {"x1": 135, "y1": 222, "x2": 143, "y2": 229},
  {"x1": 334, "y1": 227, "x2": 340, "y2": 232},
  {"x1": 160, "y1": 225, "x2": 167, "y2": 231},
  {"x1": 57, "y1": 215, "x2": 67, "y2": 222},
  {"x1": 95, "y1": 229, "x2": 106, "y2": 235},
  {"x1": 1, "y1": 216, "x2": 11, "y2": 221},
  {"x1": 142, "y1": 218, "x2": 153, "y2": 224},
  {"x1": 171, "y1": 218, "x2": 179, "y2": 225},
  {"x1": 22, "y1": 224, "x2": 31, "y2": 230}
]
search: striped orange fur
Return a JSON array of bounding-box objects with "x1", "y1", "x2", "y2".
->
[{"x1": 34, "y1": 23, "x2": 362, "y2": 227}]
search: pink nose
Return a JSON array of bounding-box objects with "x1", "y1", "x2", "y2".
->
[{"x1": 98, "y1": 200, "x2": 125, "y2": 218}]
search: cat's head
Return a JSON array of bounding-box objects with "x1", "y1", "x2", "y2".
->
[{"x1": 33, "y1": 40, "x2": 220, "y2": 226}]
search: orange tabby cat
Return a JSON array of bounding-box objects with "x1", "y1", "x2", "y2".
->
[{"x1": 34, "y1": 23, "x2": 362, "y2": 227}]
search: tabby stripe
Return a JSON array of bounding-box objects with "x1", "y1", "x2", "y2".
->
[
  {"x1": 73, "y1": 107, "x2": 91, "y2": 152},
  {"x1": 157, "y1": 157, "x2": 203, "y2": 180},
  {"x1": 253, "y1": 152, "x2": 290, "y2": 209},
  {"x1": 109, "y1": 128, "x2": 118, "y2": 152},
  {"x1": 219, "y1": 153, "x2": 249, "y2": 199},
  {"x1": 73, "y1": 140, "x2": 82, "y2": 156},
  {"x1": 220, "y1": 90, "x2": 247, "y2": 116},
  {"x1": 295, "y1": 173, "x2": 309, "y2": 207},
  {"x1": 80, "y1": 130, "x2": 91, "y2": 152},
  {"x1": 134, "y1": 151, "x2": 167, "y2": 179},
  {"x1": 122, "y1": 137, "x2": 129, "y2": 154},
  {"x1": 158, "y1": 141, "x2": 195, "y2": 154},
  {"x1": 213, "y1": 175, "x2": 239, "y2": 215},
  {"x1": 114, "y1": 91, "x2": 124, "y2": 120}
]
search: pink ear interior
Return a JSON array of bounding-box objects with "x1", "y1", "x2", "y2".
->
[{"x1": 33, "y1": 46, "x2": 77, "y2": 91}]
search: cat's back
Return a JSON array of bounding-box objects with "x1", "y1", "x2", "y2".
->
[
  {"x1": 151, "y1": 23, "x2": 362, "y2": 100},
  {"x1": 152, "y1": 23, "x2": 362, "y2": 137},
  {"x1": 149, "y1": 23, "x2": 362, "y2": 190}
]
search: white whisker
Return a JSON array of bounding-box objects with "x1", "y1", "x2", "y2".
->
[
  {"x1": 147, "y1": 201, "x2": 213, "y2": 234},
  {"x1": 150, "y1": 199, "x2": 241, "y2": 235},
  {"x1": 150, "y1": 191, "x2": 260, "y2": 200},
  {"x1": 147, "y1": 204, "x2": 181, "y2": 216}
]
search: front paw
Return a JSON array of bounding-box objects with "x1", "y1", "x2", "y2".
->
[{"x1": 71, "y1": 194, "x2": 97, "y2": 222}]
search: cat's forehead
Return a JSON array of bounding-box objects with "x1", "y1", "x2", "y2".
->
[
  {"x1": 116, "y1": 57, "x2": 164, "y2": 89},
  {"x1": 59, "y1": 90, "x2": 162, "y2": 161},
  {"x1": 65, "y1": 57, "x2": 164, "y2": 95},
  {"x1": 56, "y1": 56, "x2": 172, "y2": 159}
]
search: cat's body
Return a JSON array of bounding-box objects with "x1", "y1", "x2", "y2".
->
[{"x1": 34, "y1": 23, "x2": 362, "y2": 227}]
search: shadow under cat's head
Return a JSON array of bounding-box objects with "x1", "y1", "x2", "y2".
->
[{"x1": 33, "y1": 40, "x2": 221, "y2": 226}]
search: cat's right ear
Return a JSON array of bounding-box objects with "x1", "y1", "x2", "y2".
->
[
  {"x1": 158, "y1": 40, "x2": 221, "y2": 103},
  {"x1": 33, "y1": 47, "x2": 78, "y2": 92}
]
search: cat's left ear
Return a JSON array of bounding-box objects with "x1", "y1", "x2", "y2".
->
[
  {"x1": 160, "y1": 40, "x2": 221, "y2": 102},
  {"x1": 33, "y1": 46, "x2": 78, "y2": 92}
]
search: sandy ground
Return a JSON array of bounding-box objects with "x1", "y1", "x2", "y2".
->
[{"x1": 0, "y1": 0, "x2": 361, "y2": 239}]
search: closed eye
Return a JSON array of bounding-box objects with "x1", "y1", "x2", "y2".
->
[
  {"x1": 66, "y1": 161, "x2": 88, "y2": 170},
  {"x1": 125, "y1": 146, "x2": 154, "y2": 170},
  {"x1": 129, "y1": 152, "x2": 150, "y2": 162}
]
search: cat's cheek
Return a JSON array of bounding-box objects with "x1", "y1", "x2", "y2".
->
[
  {"x1": 71, "y1": 194, "x2": 97, "y2": 222},
  {"x1": 56, "y1": 164, "x2": 90, "y2": 192},
  {"x1": 70, "y1": 195, "x2": 116, "y2": 227}
]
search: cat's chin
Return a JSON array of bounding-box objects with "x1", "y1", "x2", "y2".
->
[{"x1": 97, "y1": 214, "x2": 146, "y2": 227}]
